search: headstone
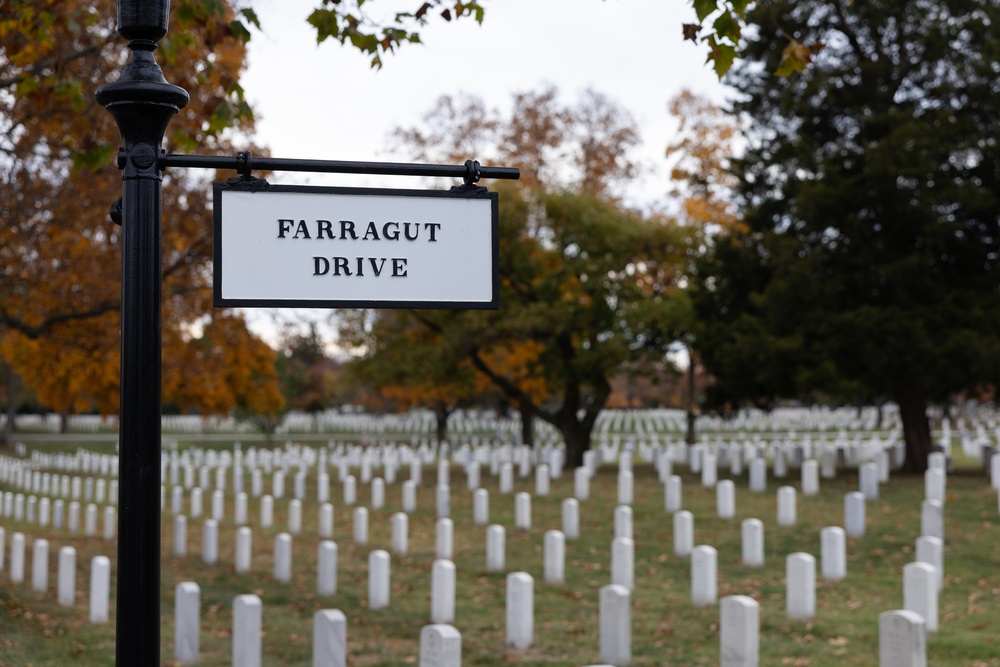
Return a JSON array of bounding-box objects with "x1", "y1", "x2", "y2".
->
[
  {"x1": 436, "y1": 518, "x2": 454, "y2": 560},
  {"x1": 319, "y1": 503, "x2": 334, "y2": 539},
  {"x1": 467, "y1": 461, "x2": 481, "y2": 491},
  {"x1": 89, "y1": 555, "x2": 111, "y2": 623},
  {"x1": 31, "y1": 538, "x2": 48, "y2": 592},
  {"x1": 486, "y1": 524, "x2": 505, "y2": 572},
  {"x1": 202, "y1": 519, "x2": 219, "y2": 564},
  {"x1": 431, "y1": 559, "x2": 457, "y2": 624},
  {"x1": 318, "y1": 540, "x2": 338, "y2": 596},
  {"x1": 274, "y1": 533, "x2": 292, "y2": 583},
  {"x1": 506, "y1": 571, "x2": 534, "y2": 648},
  {"x1": 419, "y1": 624, "x2": 461, "y2": 667},
  {"x1": 915, "y1": 535, "x2": 944, "y2": 592},
  {"x1": 903, "y1": 561, "x2": 938, "y2": 633},
  {"x1": 801, "y1": 460, "x2": 819, "y2": 496},
  {"x1": 260, "y1": 495, "x2": 274, "y2": 529},
  {"x1": 289, "y1": 499, "x2": 303, "y2": 535},
  {"x1": 211, "y1": 489, "x2": 224, "y2": 521},
  {"x1": 611, "y1": 537, "x2": 634, "y2": 591},
  {"x1": 353, "y1": 507, "x2": 369, "y2": 546},
  {"x1": 436, "y1": 484, "x2": 451, "y2": 519},
  {"x1": 515, "y1": 492, "x2": 531, "y2": 531},
  {"x1": 473, "y1": 488, "x2": 489, "y2": 525},
  {"x1": 720, "y1": 595, "x2": 759, "y2": 667},
  {"x1": 716, "y1": 480, "x2": 735, "y2": 520},
  {"x1": 879, "y1": 609, "x2": 927, "y2": 667},
  {"x1": 403, "y1": 480, "x2": 417, "y2": 513},
  {"x1": 701, "y1": 454, "x2": 717, "y2": 487},
  {"x1": 233, "y1": 594, "x2": 262, "y2": 667},
  {"x1": 673, "y1": 510, "x2": 694, "y2": 558},
  {"x1": 777, "y1": 486, "x2": 797, "y2": 526},
  {"x1": 535, "y1": 464, "x2": 550, "y2": 496},
  {"x1": 860, "y1": 462, "x2": 879, "y2": 500},
  {"x1": 599, "y1": 584, "x2": 631, "y2": 667},
  {"x1": 749, "y1": 458, "x2": 767, "y2": 492},
  {"x1": 741, "y1": 518, "x2": 764, "y2": 568},
  {"x1": 173, "y1": 515, "x2": 188, "y2": 557},
  {"x1": 499, "y1": 462, "x2": 513, "y2": 494},
  {"x1": 235, "y1": 492, "x2": 247, "y2": 526},
  {"x1": 691, "y1": 545, "x2": 718, "y2": 607},
  {"x1": 844, "y1": 491, "x2": 866, "y2": 537},
  {"x1": 665, "y1": 475, "x2": 683, "y2": 512},
  {"x1": 85, "y1": 503, "x2": 97, "y2": 536},
  {"x1": 313, "y1": 609, "x2": 347, "y2": 667},
  {"x1": 392, "y1": 512, "x2": 409, "y2": 556},
  {"x1": 544, "y1": 530, "x2": 565, "y2": 584},
  {"x1": 235, "y1": 527, "x2": 252, "y2": 573},
  {"x1": 175, "y1": 581, "x2": 200, "y2": 666},
  {"x1": 343, "y1": 475, "x2": 356, "y2": 505},
  {"x1": 786, "y1": 552, "x2": 816, "y2": 620},
  {"x1": 575, "y1": 466, "x2": 590, "y2": 501},
  {"x1": 57, "y1": 546, "x2": 75, "y2": 607},
  {"x1": 920, "y1": 499, "x2": 944, "y2": 541},
  {"x1": 368, "y1": 549, "x2": 390, "y2": 610},
  {"x1": 562, "y1": 498, "x2": 580, "y2": 540},
  {"x1": 68, "y1": 501, "x2": 80, "y2": 533},
  {"x1": 990, "y1": 452, "x2": 1000, "y2": 490},
  {"x1": 773, "y1": 448, "x2": 787, "y2": 478},
  {"x1": 617, "y1": 471, "x2": 634, "y2": 505},
  {"x1": 820, "y1": 526, "x2": 846, "y2": 581},
  {"x1": 614, "y1": 505, "x2": 633, "y2": 539},
  {"x1": 273, "y1": 470, "x2": 285, "y2": 499},
  {"x1": 924, "y1": 468, "x2": 945, "y2": 504}
]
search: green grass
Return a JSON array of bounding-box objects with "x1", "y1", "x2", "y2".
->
[{"x1": 2, "y1": 443, "x2": 999, "y2": 666}]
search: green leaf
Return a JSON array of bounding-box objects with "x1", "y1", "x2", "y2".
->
[
  {"x1": 692, "y1": 0, "x2": 717, "y2": 23},
  {"x1": 712, "y1": 10, "x2": 740, "y2": 43},
  {"x1": 307, "y1": 9, "x2": 342, "y2": 43},
  {"x1": 711, "y1": 42, "x2": 737, "y2": 77},
  {"x1": 239, "y1": 8, "x2": 261, "y2": 30}
]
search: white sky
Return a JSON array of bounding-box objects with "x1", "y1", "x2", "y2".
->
[{"x1": 235, "y1": 0, "x2": 732, "y2": 346}]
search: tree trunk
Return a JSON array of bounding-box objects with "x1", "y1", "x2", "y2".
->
[
  {"x1": 558, "y1": 418, "x2": 592, "y2": 469},
  {"x1": 434, "y1": 403, "x2": 450, "y2": 445},
  {"x1": 685, "y1": 352, "x2": 697, "y2": 445},
  {"x1": 897, "y1": 383, "x2": 933, "y2": 474},
  {"x1": 520, "y1": 402, "x2": 534, "y2": 448}
]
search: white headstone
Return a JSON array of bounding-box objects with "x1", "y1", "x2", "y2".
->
[
  {"x1": 544, "y1": 530, "x2": 565, "y2": 584},
  {"x1": 720, "y1": 595, "x2": 759, "y2": 667},
  {"x1": 235, "y1": 492, "x2": 247, "y2": 526},
  {"x1": 368, "y1": 549, "x2": 390, "y2": 610},
  {"x1": 402, "y1": 479, "x2": 417, "y2": 513},
  {"x1": 844, "y1": 491, "x2": 866, "y2": 538},
  {"x1": 749, "y1": 458, "x2": 767, "y2": 492},
  {"x1": 431, "y1": 559, "x2": 457, "y2": 624},
  {"x1": 313, "y1": 609, "x2": 347, "y2": 667},
  {"x1": 920, "y1": 499, "x2": 944, "y2": 541},
  {"x1": 319, "y1": 502, "x2": 334, "y2": 539},
  {"x1": 535, "y1": 464, "x2": 550, "y2": 496},
  {"x1": 172, "y1": 515, "x2": 187, "y2": 557},
  {"x1": 820, "y1": 526, "x2": 846, "y2": 581},
  {"x1": 924, "y1": 469, "x2": 945, "y2": 503},
  {"x1": 860, "y1": 461, "x2": 879, "y2": 500},
  {"x1": 343, "y1": 475, "x2": 356, "y2": 505},
  {"x1": 786, "y1": 552, "x2": 816, "y2": 620},
  {"x1": 614, "y1": 505, "x2": 633, "y2": 540},
  {"x1": 202, "y1": 519, "x2": 219, "y2": 565},
  {"x1": 665, "y1": 475, "x2": 683, "y2": 512},
  {"x1": 274, "y1": 532, "x2": 292, "y2": 583},
  {"x1": 89, "y1": 555, "x2": 110, "y2": 623},
  {"x1": 915, "y1": 535, "x2": 943, "y2": 592},
  {"x1": 391, "y1": 512, "x2": 409, "y2": 556},
  {"x1": 31, "y1": 538, "x2": 48, "y2": 592},
  {"x1": 260, "y1": 495, "x2": 274, "y2": 529},
  {"x1": 419, "y1": 624, "x2": 461, "y2": 667},
  {"x1": 801, "y1": 460, "x2": 819, "y2": 496},
  {"x1": 575, "y1": 466, "x2": 590, "y2": 501},
  {"x1": 436, "y1": 484, "x2": 451, "y2": 519},
  {"x1": 717, "y1": 480, "x2": 735, "y2": 520},
  {"x1": 499, "y1": 462, "x2": 514, "y2": 494},
  {"x1": 235, "y1": 526, "x2": 252, "y2": 573},
  {"x1": 879, "y1": 609, "x2": 927, "y2": 667},
  {"x1": 777, "y1": 486, "x2": 797, "y2": 526},
  {"x1": 486, "y1": 524, "x2": 505, "y2": 572},
  {"x1": 233, "y1": 594, "x2": 262, "y2": 667},
  {"x1": 599, "y1": 584, "x2": 631, "y2": 667},
  {"x1": 674, "y1": 510, "x2": 694, "y2": 558},
  {"x1": 611, "y1": 537, "x2": 634, "y2": 591},
  {"x1": 514, "y1": 492, "x2": 531, "y2": 531},
  {"x1": 903, "y1": 561, "x2": 938, "y2": 633},
  {"x1": 617, "y1": 471, "x2": 634, "y2": 505},
  {"x1": 288, "y1": 499, "x2": 302, "y2": 535},
  {"x1": 436, "y1": 518, "x2": 454, "y2": 560},
  {"x1": 506, "y1": 571, "x2": 534, "y2": 648},
  {"x1": 562, "y1": 498, "x2": 580, "y2": 540},
  {"x1": 353, "y1": 507, "x2": 369, "y2": 546},
  {"x1": 691, "y1": 545, "x2": 718, "y2": 607},
  {"x1": 741, "y1": 518, "x2": 764, "y2": 568},
  {"x1": 318, "y1": 540, "x2": 338, "y2": 596},
  {"x1": 701, "y1": 454, "x2": 717, "y2": 488},
  {"x1": 473, "y1": 488, "x2": 489, "y2": 525},
  {"x1": 57, "y1": 546, "x2": 75, "y2": 607},
  {"x1": 175, "y1": 581, "x2": 200, "y2": 666}
]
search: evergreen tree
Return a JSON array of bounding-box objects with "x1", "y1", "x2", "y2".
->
[{"x1": 693, "y1": 0, "x2": 1000, "y2": 472}]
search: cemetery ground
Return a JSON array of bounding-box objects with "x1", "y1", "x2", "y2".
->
[{"x1": 1, "y1": 437, "x2": 999, "y2": 666}]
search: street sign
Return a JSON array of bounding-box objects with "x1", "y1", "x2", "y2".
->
[{"x1": 214, "y1": 183, "x2": 499, "y2": 309}]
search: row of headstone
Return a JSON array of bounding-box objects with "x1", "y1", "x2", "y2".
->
[
  {"x1": 1, "y1": 527, "x2": 110, "y2": 623},
  {"x1": 1, "y1": 494, "x2": 116, "y2": 539}
]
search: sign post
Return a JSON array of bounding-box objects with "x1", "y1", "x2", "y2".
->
[
  {"x1": 96, "y1": 1, "x2": 188, "y2": 665},
  {"x1": 98, "y1": 4, "x2": 516, "y2": 664}
]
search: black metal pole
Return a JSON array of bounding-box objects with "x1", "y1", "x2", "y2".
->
[{"x1": 96, "y1": 2, "x2": 188, "y2": 664}]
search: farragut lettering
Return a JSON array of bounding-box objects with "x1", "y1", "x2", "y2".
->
[
  {"x1": 279, "y1": 219, "x2": 442, "y2": 241},
  {"x1": 313, "y1": 257, "x2": 408, "y2": 277}
]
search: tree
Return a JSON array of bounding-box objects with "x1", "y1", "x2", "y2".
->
[
  {"x1": 0, "y1": 1, "x2": 287, "y2": 431},
  {"x1": 275, "y1": 324, "x2": 342, "y2": 433},
  {"x1": 692, "y1": 0, "x2": 1000, "y2": 472}
]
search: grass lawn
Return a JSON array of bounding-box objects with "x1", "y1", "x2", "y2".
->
[{"x1": 1, "y1": 440, "x2": 999, "y2": 666}]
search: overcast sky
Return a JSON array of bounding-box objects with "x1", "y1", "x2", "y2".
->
[{"x1": 235, "y1": 0, "x2": 732, "y2": 345}]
